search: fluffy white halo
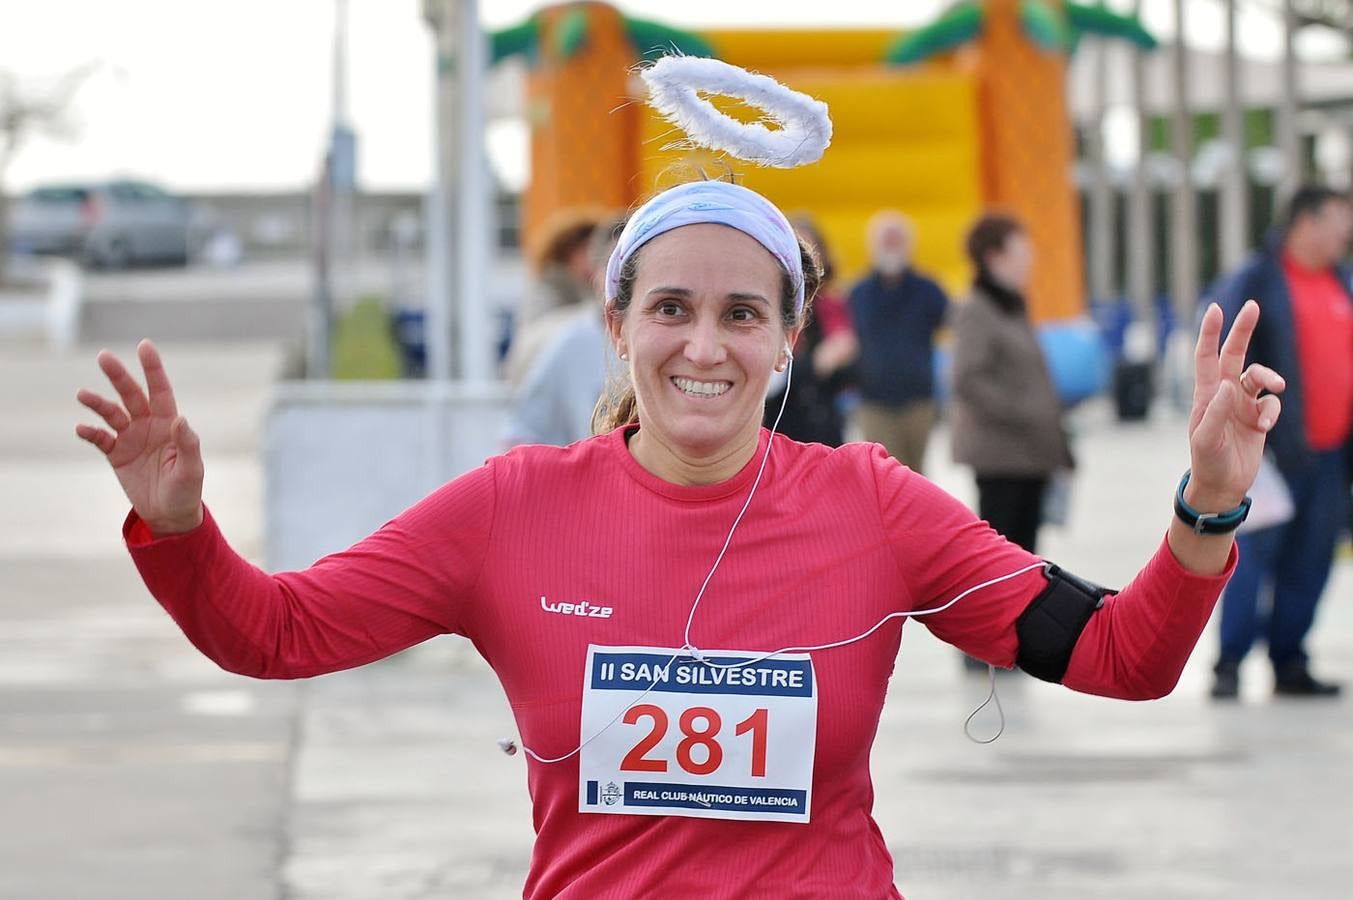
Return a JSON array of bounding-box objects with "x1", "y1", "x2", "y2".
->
[{"x1": 640, "y1": 56, "x2": 833, "y2": 169}]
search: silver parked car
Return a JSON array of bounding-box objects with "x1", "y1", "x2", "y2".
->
[{"x1": 8, "y1": 179, "x2": 193, "y2": 268}]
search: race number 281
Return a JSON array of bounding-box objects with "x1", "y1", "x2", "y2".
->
[
  {"x1": 579, "y1": 646, "x2": 817, "y2": 823},
  {"x1": 620, "y1": 704, "x2": 768, "y2": 777}
]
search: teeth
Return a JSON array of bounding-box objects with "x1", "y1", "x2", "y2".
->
[{"x1": 673, "y1": 377, "x2": 730, "y2": 397}]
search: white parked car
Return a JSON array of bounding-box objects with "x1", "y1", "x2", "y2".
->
[{"x1": 8, "y1": 179, "x2": 195, "y2": 268}]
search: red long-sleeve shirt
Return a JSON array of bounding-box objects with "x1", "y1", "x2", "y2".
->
[
  {"x1": 1283, "y1": 252, "x2": 1353, "y2": 451},
  {"x1": 125, "y1": 428, "x2": 1234, "y2": 898}
]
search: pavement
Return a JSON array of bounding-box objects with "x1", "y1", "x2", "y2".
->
[{"x1": 3, "y1": 335, "x2": 1352, "y2": 899}]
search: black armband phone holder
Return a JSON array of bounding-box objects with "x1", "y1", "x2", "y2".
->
[{"x1": 1015, "y1": 563, "x2": 1114, "y2": 684}]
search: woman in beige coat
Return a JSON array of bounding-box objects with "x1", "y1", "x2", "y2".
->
[{"x1": 950, "y1": 213, "x2": 1073, "y2": 554}]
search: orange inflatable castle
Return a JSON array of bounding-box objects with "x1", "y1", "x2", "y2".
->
[{"x1": 491, "y1": 1, "x2": 1156, "y2": 323}]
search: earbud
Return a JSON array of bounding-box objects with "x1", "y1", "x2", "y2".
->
[{"x1": 783, "y1": 342, "x2": 794, "y2": 361}]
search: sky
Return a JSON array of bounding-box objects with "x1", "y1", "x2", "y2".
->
[{"x1": 0, "y1": 0, "x2": 1346, "y2": 195}]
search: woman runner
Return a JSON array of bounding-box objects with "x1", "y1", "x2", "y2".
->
[{"x1": 76, "y1": 176, "x2": 1281, "y2": 898}]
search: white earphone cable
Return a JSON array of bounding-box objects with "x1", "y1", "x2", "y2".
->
[
  {"x1": 679, "y1": 350, "x2": 794, "y2": 659},
  {"x1": 688, "y1": 561, "x2": 1046, "y2": 671},
  {"x1": 506, "y1": 345, "x2": 1034, "y2": 762},
  {"x1": 516, "y1": 352, "x2": 796, "y2": 765}
]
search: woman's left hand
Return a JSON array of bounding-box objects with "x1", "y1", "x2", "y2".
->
[{"x1": 1187, "y1": 300, "x2": 1285, "y2": 511}]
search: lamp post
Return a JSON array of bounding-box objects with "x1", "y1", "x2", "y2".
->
[
  {"x1": 1220, "y1": 0, "x2": 1249, "y2": 270},
  {"x1": 1087, "y1": 38, "x2": 1115, "y2": 307},
  {"x1": 1126, "y1": 0, "x2": 1155, "y2": 331},
  {"x1": 310, "y1": 0, "x2": 358, "y2": 380},
  {"x1": 1277, "y1": 0, "x2": 1304, "y2": 206},
  {"x1": 1168, "y1": 0, "x2": 1198, "y2": 328},
  {"x1": 422, "y1": 0, "x2": 493, "y2": 384}
]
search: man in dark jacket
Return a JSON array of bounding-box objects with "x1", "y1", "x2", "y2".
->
[
  {"x1": 847, "y1": 211, "x2": 949, "y2": 474},
  {"x1": 1212, "y1": 185, "x2": 1353, "y2": 699}
]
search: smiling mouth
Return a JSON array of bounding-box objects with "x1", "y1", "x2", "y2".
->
[{"x1": 671, "y1": 376, "x2": 732, "y2": 398}]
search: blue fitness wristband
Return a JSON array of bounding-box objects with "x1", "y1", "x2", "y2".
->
[{"x1": 1174, "y1": 470, "x2": 1252, "y2": 535}]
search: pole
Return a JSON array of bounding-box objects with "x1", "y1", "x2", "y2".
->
[
  {"x1": 425, "y1": 0, "x2": 456, "y2": 382},
  {"x1": 1160, "y1": 0, "x2": 1200, "y2": 411},
  {"x1": 1220, "y1": 0, "x2": 1249, "y2": 269},
  {"x1": 455, "y1": 0, "x2": 494, "y2": 384},
  {"x1": 328, "y1": 0, "x2": 357, "y2": 320},
  {"x1": 1126, "y1": 0, "x2": 1155, "y2": 331},
  {"x1": 1278, "y1": 0, "x2": 1303, "y2": 206},
  {"x1": 333, "y1": 0, "x2": 349, "y2": 128},
  {"x1": 1168, "y1": 0, "x2": 1198, "y2": 326},
  {"x1": 309, "y1": 154, "x2": 333, "y2": 379},
  {"x1": 1088, "y1": 39, "x2": 1115, "y2": 306}
]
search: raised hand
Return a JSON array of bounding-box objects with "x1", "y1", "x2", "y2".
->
[
  {"x1": 1188, "y1": 300, "x2": 1285, "y2": 511},
  {"x1": 76, "y1": 339, "x2": 204, "y2": 535}
]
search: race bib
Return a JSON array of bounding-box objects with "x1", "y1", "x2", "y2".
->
[{"x1": 577, "y1": 645, "x2": 817, "y2": 824}]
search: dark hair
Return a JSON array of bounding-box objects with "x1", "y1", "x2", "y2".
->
[
  {"x1": 1286, "y1": 185, "x2": 1350, "y2": 230},
  {"x1": 964, "y1": 213, "x2": 1025, "y2": 271},
  {"x1": 591, "y1": 226, "x2": 823, "y2": 435},
  {"x1": 789, "y1": 214, "x2": 835, "y2": 285}
]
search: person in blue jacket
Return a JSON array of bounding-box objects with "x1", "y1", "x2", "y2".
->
[
  {"x1": 846, "y1": 211, "x2": 949, "y2": 474},
  {"x1": 1210, "y1": 185, "x2": 1353, "y2": 698}
]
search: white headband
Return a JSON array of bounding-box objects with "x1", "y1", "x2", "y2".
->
[{"x1": 604, "y1": 180, "x2": 804, "y2": 315}]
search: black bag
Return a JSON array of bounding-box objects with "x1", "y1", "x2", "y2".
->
[{"x1": 1113, "y1": 360, "x2": 1153, "y2": 421}]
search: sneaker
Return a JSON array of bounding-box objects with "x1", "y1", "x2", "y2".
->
[
  {"x1": 1273, "y1": 664, "x2": 1342, "y2": 698},
  {"x1": 1211, "y1": 659, "x2": 1240, "y2": 699}
]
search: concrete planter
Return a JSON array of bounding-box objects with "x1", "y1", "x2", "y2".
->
[
  {"x1": 0, "y1": 256, "x2": 82, "y2": 348},
  {"x1": 264, "y1": 379, "x2": 512, "y2": 570}
]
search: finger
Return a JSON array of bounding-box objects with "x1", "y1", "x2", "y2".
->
[
  {"x1": 137, "y1": 339, "x2": 179, "y2": 419},
  {"x1": 172, "y1": 416, "x2": 203, "y2": 468},
  {"x1": 1190, "y1": 305, "x2": 1224, "y2": 432},
  {"x1": 1195, "y1": 378, "x2": 1238, "y2": 449},
  {"x1": 1239, "y1": 363, "x2": 1286, "y2": 397},
  {"x1": 76, "y1": 388, "x2": 131, "y2": 433},
  {"x1": 1256, "y1": 394, "x2": 1282, "y2": 432},
  {"x1": 1194, "y1": 303, "x2": 1223, "y2": 388},
  {"x1": 75, "y1": 423, "x2": 117, "y2": 455},
  {"x1": 1218, "y1": 299, "x2": 1260, "y2": 381},
  {"x1": 97, "y1": 349, "x2": 150, "y2": 418}
]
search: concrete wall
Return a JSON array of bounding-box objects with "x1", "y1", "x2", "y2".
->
[{"x1": 264, "y1": 380, "x2": 512, "y2": 571}]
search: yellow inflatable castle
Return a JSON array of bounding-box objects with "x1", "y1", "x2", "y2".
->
[{"x1": 492, "y1": 1, "x2": 1156, "y2": 323}]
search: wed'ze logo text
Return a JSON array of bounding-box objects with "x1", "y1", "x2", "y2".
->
[{"x1": 540, "y1": 596, "x2": 614, "y2": 619}]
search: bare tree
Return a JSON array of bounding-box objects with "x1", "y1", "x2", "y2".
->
[{"x1": 0, "y1": 65, "x2": 94, "y2": 286}]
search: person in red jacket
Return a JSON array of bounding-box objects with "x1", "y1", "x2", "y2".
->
[
  {"x1": 1210, "y1": 186, "x2": 1353, "y2": 699},
  {"x1": 77, "y1": 176, "x2": 1281, "y2": 899}
]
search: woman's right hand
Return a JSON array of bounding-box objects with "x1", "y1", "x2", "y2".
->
[{"x1": 76, "y1": 339, "x2": 204, "y2": 536}]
